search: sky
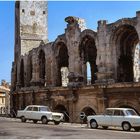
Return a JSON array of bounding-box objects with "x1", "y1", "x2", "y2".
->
[{"x1": 0, "y1": 1, "x2": 140, "y2": 83}]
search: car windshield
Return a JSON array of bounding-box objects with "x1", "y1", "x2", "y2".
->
[
  {"x1": 40, "y1": 106, "x2": 51, "y2": 112},
  {"x1": 125, "y1": 109, "x2": 138, "y2": 116}
]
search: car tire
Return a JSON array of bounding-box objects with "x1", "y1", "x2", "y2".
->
[
  {"x1": 54, "y1": 121, "x2": 60, "y2": 125},
  {"x1": 102, "y1": 126, "x2": 108, "y2": 129},
  {"x1": 134, "y1": 127, "x2": 140, "y2": 132},
  {"x1": 33, "y1": 120, "x2": 38, "y2": 123},
  {"x1": 21, "y1": 116, "x2": 26, "y2": 123},
  {"x1": 41, "y1": 117, "x2": 48, "y2": 124},
  {"x1": 122, "y1": 122, "x2": 131, "y2": 131},
  {"x1": 90, "y1": 120, "x2": 98, "y2": 129}
]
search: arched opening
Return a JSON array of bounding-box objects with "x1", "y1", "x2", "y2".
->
[
  {"x1": 38, "y1": 50, "x2": 46, "y2": 86},
  {"x1": 119, "y1": 105, "x2": 140, "y2": 116},
  {"x1": 20, "y1": 59, "x2": 24, "y2": 87},
  {"x1": 86, "y1": 62, "x2": 92, "y2": 85},
  {"x1": 81, "y1": 107, "x2": 96, "y2": 123},
  {"x1": 61, "y1": 67, "x2": 69, "y2": 87},
  {"x1": 112, "y1": 25, "x2": 139, "y2": 82},
  {"x1": 80, "y1": 35, "x2": 97, "y2": 84},
  {"x1": 54, "y1": 104, "x2": 69, "y2": 122},
  {"x1": 56, "y1": 42, "x2": 69, "y2": 86},
  {"x1": 134, "y1": 43, "x2": 140, "y2": 82}
]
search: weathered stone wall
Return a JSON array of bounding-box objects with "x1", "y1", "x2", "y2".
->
[{"x1": 13, "y1": 84, "x2": 140, "y2": 122}]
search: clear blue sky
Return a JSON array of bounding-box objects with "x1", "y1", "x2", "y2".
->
[{"x1": 0, "y1": 1, "x2": 140, "y2": 83}]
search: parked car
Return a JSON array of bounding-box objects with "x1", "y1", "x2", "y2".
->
[
  {"x1": 87, "y1": 108, "x2": 140, "y2": 131},
  {"x1": 17, "y1": 105, "x2": 64, "y2": 125}
]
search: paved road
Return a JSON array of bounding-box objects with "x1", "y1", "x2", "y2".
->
[{"x1": 0, "y1": 117, "x2": 140, "y2": 139}]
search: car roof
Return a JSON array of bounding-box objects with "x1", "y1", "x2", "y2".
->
[
  {"x1": 26, "y1": 105, "x2": 49, "y2": 108},
  {"x1": 106, "y1": 108, "x2": 133, "y2": 110}
]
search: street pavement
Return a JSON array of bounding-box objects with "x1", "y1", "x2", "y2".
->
[{"x1": 0, "y1": 117, "x2": 140, "y2": 139}]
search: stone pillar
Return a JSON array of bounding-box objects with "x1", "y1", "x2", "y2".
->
[
  {"x1": 23, "y1": 55, "x2": 28, "y2": 87},
  {"x1": 81, "y1": 59, "x2": 87, "y2": 84},
  {"x1": 136, "y1": 11, "x2": 140, "y2": 81},
  {"x1": 11, "y1": 62, "x2": 16, "y2": 91},
  {"x1": 51, "y1": 55, "x2": 57, "y2": 86},
  {"x1": 96, "y1": 20, "x2": 114, "y2": 84},
  {"x1": 30, "y1": 49, "x2": 40, "y2": 85},
  {"x1": 16, "y1": 59, "x2": 21, "y2": 88},
  {"x1": 65, "y1": 16, "x2": 84, "y2": 75}
]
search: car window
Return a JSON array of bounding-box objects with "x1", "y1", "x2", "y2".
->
[
  {"x1": 125, "y1": 109, "x2": 138, "y2": 116},
  {"x1": 105, "y1": 109, "x2": 113, "y2": 115},
  {"x1": 33, "y1": 107, "x2": 38, "y2": 111},
  {"x1": 120, "y1": 110, "x2": 125, "y2": 116},
  {"x1": 114, "y1": 110, "x2": 124, "y2": 116},
  {"x1": 114, "y1": 110, "x2": 120, "y2": 116},
  {"x1": 39, "y1": 107, "x2": 51, "y2": 112},
  {"x1": 26, "y1": 107, "x2": 32, "y2": 111}
]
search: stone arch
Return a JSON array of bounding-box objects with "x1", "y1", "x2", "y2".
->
[
  {"x1": 79, "y1": 31, "x2": 98, "y2": 84},
  {"x1": 54, "y1": 104, "x2": 69, "y2": 122},
  {"x1": 20, "y1": 59, "x2": 24, "y2": 87},
  {"x1": 110, "y1": 100, "x2": 139, "y2": 114},
  {"x1": 53, "y1": 35, "x2": 67, "y2": 55},
  {"x1": 110, "y1": 22, "x2": 139, "y2": 82},
  {"x1": 38, "y1": 49, "x2": 46, "y2": 86},
  {"x1": 81, "y1": 106, "x2": 96, "y2": 123},
  {"x1": 80, "y1": 29, "x2": 97, "y2": 40},
  {"x1": 53, "y1": 40, "x2": 69, "y2": 87}
]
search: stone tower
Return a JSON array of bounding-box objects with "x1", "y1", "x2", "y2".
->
[{"x1": 14, "y1": 1, "x2": 48, "y2": 61}]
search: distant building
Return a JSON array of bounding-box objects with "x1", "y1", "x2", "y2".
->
[{"x1": 0, "y1": 80, "x2": 10, "y2": 115}]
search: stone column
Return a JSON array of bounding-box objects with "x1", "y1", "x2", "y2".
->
[
  {"x1": 65, "y1": 16, "x2": 83, "y2": 75},
  {"x1": 30, "y1": 49, "x2": 40, "y2": 85},
  {"x1": 11, "y1": 62, "x2": 16, "y2": 91},
  {"x1": 136, "y1": 11, "x2": 140, "y2": 81},
  {"x1": 96, "y1": 20, "x2": 114, "y2": 84},
  {"x1": 23, "y1": 55, "x2": 28, "y2": 87},
  {"x1": 16, "y1": 59, "x2": 21, "y2": 88}
]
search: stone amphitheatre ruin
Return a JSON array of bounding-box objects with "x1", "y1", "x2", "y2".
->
[{"x1": 11, "y1": 1, "x2": 140, "y2": 122}]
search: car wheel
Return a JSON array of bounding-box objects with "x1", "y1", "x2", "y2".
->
[
  {"x1": 21, "y1": 116, "x2": 26, "y2": 122},
  {"x1": 122, "y1": 122, "x2": 131, "y2": 131},
  {"x1": 54, "y1": 121, "x2": 60, "y2": 125},
  {"x1": 134, "y1": 127, "x2": 140, "y2": 132},
  {"x1": 102, "y1": 126, "x2": 108, "y2": 129},
  {"x1": 33, "y1": 120, "x2": 38, "y2": 123},
  {"x1": 41, "y1": 117, "x2": 48, "y2": 124},
  {"x1": 90, "y1": 120, "x2": 98, "y2": 129}
]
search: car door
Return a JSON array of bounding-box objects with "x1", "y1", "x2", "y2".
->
[
  {"x1": 99, "y1": 109, "x2": 113, "y2": 126},
  {"x1": 111, "y1": 110, "x2": 124, "y2": 127},
  {"x1": 31, "y1": 107, "x2": 39, "y2": 120},
  {"x1": 25, "y1": 106, "x2": 33, "y2": 119}
]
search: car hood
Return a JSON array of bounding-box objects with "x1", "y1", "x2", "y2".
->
[
  {"x1": 126, "y1": 115, "x2": 140, "y2": 119},
  {"x1": 52, "y1": 112, "x2": 63, "y2": 116}
]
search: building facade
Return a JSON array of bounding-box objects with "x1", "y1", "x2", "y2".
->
[
  {"x1": 0, "y1": 81, "x2": 10, "y2": 116},
  {"x1": 11, "y1": 1, "x2": 140, "y2": 122}
]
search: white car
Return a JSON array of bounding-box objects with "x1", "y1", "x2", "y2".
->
[
  {"x1": 87, "y1": 108, "x2": 140, "y2": 131},
  {"x1": 17, "y1": 105, "x2": 64, "y2": 125}
]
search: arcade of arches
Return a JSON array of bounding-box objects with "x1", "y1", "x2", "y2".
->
[{"x1": 11, "y1": 5, "x2": 140, "y2": 123}]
